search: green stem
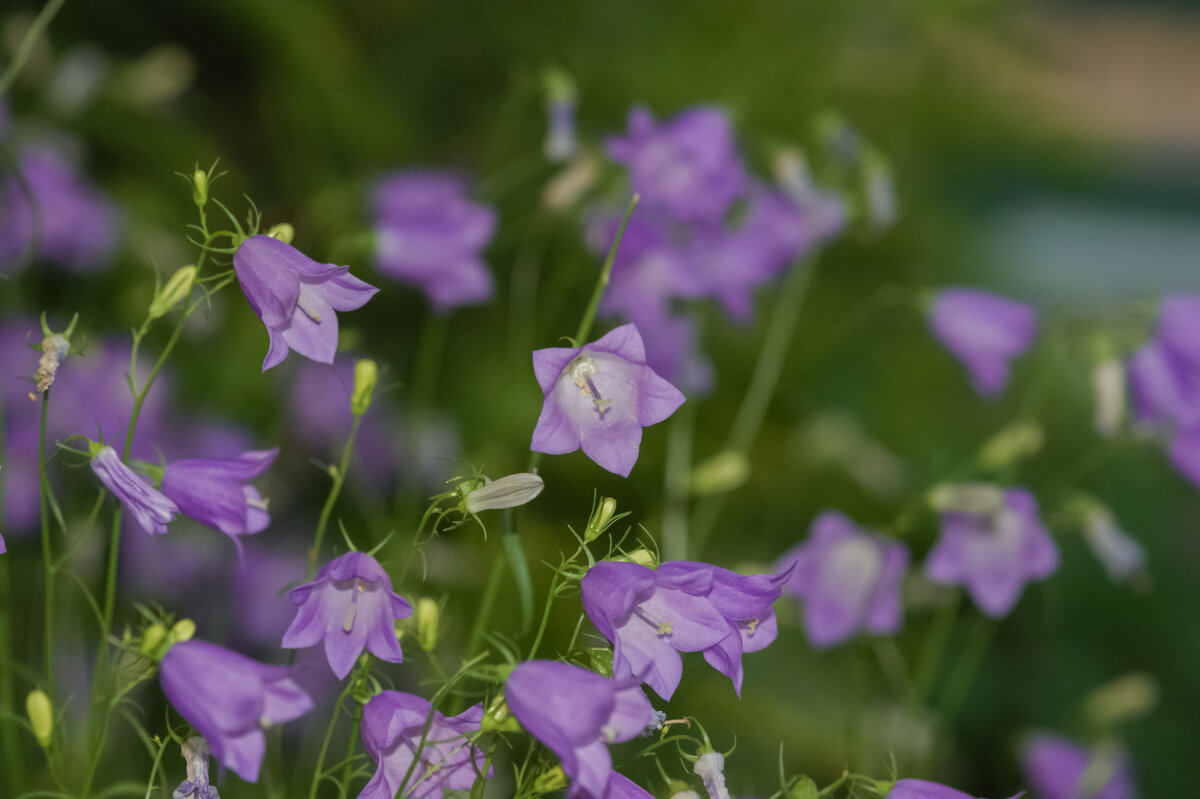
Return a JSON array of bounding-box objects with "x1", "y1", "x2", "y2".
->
[
  {"x1": 0, "y1": 0, "x2": 69, "y2": 102},
  {"x1": 502, "y1": 527, "x2": 534, "y2": 634},
  {"x1": 410, "y1": 313, "x2": 450, "y2": 412},
  {"x1": 573, "y1": 194, "x2": 638, "y2": 345},
  {"x1": 661, "y1": 400, "x2": 696, "y2": 562},
  {"x1": 309, "y1": 414, "x2": 364, "y2": 580},
  {"x1": 465, "y1": 554, "x2": 506, "y2": 661},
  {"x1": 337, "y1": 704, "x2": 363, "y2": 799},
  {"x1": 309, "y1": 676, "x2": 359, "y2": 799},
  {"x1": 37, "y1": 392, "x2": 55, "y2": 700}
]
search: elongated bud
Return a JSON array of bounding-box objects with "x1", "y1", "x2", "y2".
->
[
  {"x1": 148, "y1": 265, "x2": 197, "y2": 321},
  {"x1": 169, "y1": 618, "x2": 196, "y2": 644},
  {"x1": 977, "y1": 420, "x2": 1043, "y2": 470},
  {"x1": 928, "y1": 482, "x2": 1006, "y2": 515},
  {"x1": 1086, "y1": 672, "x2": 1158, "y2": 727},
  {"x1": 192, "y1": 169, "x2": 207, "y2": 207},
  {"x1": 464, "y1": 473, "x2": 544, "y2": 514},
  {"x1": 351, "y1": 358, "x2": 378, "y2": 416},
  {"x1": 693, "y1": 751, "x2": 730, "y2": 799},
  {"x1": 784, "y1": 776, "x2": 818, "y2": 799},
  {"x1": 267, "y1": 222, "x2": 294, "y2": 244},
  {"x1": 533, "y1": 765, "x2": 569, "y2": 794},
  {"x1": 141, "y1": 623, "x2": 167, "y2": 654},
  {"x1": 481, "y1": 691, "x2": 521, "y2": 733},
  {"x1": 615, "y1": 547, "x2": 657, "y2": 568},
  {"x1": 26, "y1": 689, "x2": 53, "y2": 747},
  {"x1": 690, "y1": 451, "x2": 750, "y2": 495},
  {"x1": 416, "y1": 597, "x2": 439, "y2": 652},
  {"x1": 1092, "y1": 358, "x2": 1125, "y2": 437},
  {"x1": 584, "y1": 496, "x2": 618, "y2": 542}
]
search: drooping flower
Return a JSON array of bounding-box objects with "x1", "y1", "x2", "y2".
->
[
  {"x1": 776, "y1": 511, "x2": 908, "y2": 649},
  {"x1": 1019, "y1": 733, "x2": 1137, "y2": 799},
  {"x1": 158, "y1": 639, "x2": 313, "y2": 783},
  {"x1": 233, "y1": 234, "x2": 378, "y2": 371},
  {"x1": 172, "y1": 736, "x2": 219, "y2": 799},
  {"x1": 161, "y1": 449, "x2": 278, "y2": 549},
  {"x1": 371, "y1": 171, "x2": 496, "y2": 311},
  {"x1": 89, "y1": 445, "x2": 179, "y2": 535},
  {"x1": 924, "y1": 488, "x2": 1059, "y2": 618},
  {"x1": 580, "y1": 559, "x2": 785, "y2": 699},
  {"x1": 927, "y1": 288, "x2": 1038, "y2": 397},
  {"x1": 531, "y1": 323, "x2": 685, "y2": 477},
  {"x1": 605, "y1": 106, "x2": 746, "y2": 223},
  {"x1": 505, "y1": 660, "x2": 655, "y2": 799},
  {"x1": 282, "y1": 551, "x2": 413, "y2": 679},
  {"x1": 885, "y1": 778, "x2": 1024, "y2": 799},
  {"x1": 358, "y1": 691, "x2": 489, "y2": 799}
]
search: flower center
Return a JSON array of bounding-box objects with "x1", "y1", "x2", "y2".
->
[
  {"x1": 634, "y1": 607, "x2": 674, "y2": 637},
  {"x1": 568, "y1": 356, "x2": 611, "y2": 418}
]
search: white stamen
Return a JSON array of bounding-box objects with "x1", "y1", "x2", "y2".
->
[
  {"x1": 342, "y1": 579, "x2": 363, "y2": 632},
  {"x1": 296, "y1": 296, "x2": 322, "y2": 323}
]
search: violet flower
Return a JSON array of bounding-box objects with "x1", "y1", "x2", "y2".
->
[
  {"x1": 371, "y1": 171, "x2": 496, "y2": 311},
  {"x1": 358, "y1": 691, "x2": 489, "y2": 799},
  {"x1": 282, "y1": 551, "x2": 413, "y2": 679},
  {"x1": 608, "y1": 773, "x2": 655, "y2": 799},
  {"x1": 580, "y1": 560, "x2": 785, "y2": 699},
  {"x1": 1019, "y1": 733, "x2": 1137, "y2": 799},
  {"x1": 927, "y1": 288, "x2": 1037, "y2": 397},
  {"x1": 159, "y1": 639, "x2": 313, "y2": 783},
  {"x1": 90, "y1": 445, "x2": 179, "y2": 535},
  {"x1": 531, "y1": 323, "x2": 685, "y2": 476},
  {"x1": 605, "y1": 106, "x2": 746, "y2": 223},
  {"x1": 886, "y1": 779, "x2": 1024, "y2": 799},
  {"x1": 233, "y1": 234, "x2": 378, "y2": 371},
  {"x1": 776, "y1": 511, "x2": 908, "y2": 649},
  {"x1": 924, "y1": 488, "x2": 1059, "y2": 618},
  {"x1": 505, "y1": 660, "x2": 655, "y2": 799},
  {"x1": 161, "y1": 449, "x2": 278, "y2": 549}
]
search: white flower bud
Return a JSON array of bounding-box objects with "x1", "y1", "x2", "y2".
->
[
  {"x1": 928, "y1": 482, "x2": 1006, "y2": 516},
  {"x1": 464, "y1": 473, "x2": 545, "y2": 514},
  {"x1": 1092, "y1": 359, "x2": 1126, "y2": 437}
]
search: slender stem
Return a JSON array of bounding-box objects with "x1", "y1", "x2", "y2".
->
[
  {"x1": 465, "y1": 554, "x2": 506, "y2": 661},
  {"x1": 502, "y1": 527, "x2": 534, "y2": 633},
  {"x1": 337, "y1": 704, "x2": 363, "y2": 799},
  {"x1": 309, "y1": 414, "x2": 364, "y2": 580},
  {"x1": 37, "y1": 392, "x2": 55, "y2": 699},
  {"x1": 661, "y1": 400, "x2": 696, "y2": 562},
  {"x1": 410, "y1": 313, "x2": 450, "y2": 412},
  {"x1": 0, "y1": 0, "x2": 69, "y2": 101},
  {"x1": 309, "y1": 677, "x2": 359, "y2": 799},
  {"x1": 573, "y1": 194, "x2": 638, "y2": 345},
  {"x1": 526, "y1": 571, "x2": 561, "y2": 661}
]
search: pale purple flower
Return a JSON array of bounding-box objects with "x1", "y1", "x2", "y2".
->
[
  {"x1": 372, "y1": 171, "x2": 496, "y2": 311},
  {"x1": 531, "y1": 323, "x2": 685, "y2": 477},
  {"x1": 90, "y1": 445, "x2": 178, "y2": 535},
  {"x1": 161, "y1": 449, "x2": 278, "y2": 548},
  {"x1": 233, "y1": 234, "x2": 378, "y2": 371},
  {"x1": 608, "y1": 774, "x2": 655, "y2": 799},
  {"x1": 581, "y1": 560, "x2": 785, "y2": 699},
  {"x1": 282, "y1": 551, "x2": 413, "y2": 679},
  {"x1": 358, "y1": 691, "x2": 489, "y2": 799},
  {"x1": 925, "y1": 488, "x2": 1058, "y2": 618},
  {"x1": 605, "y1": 106, "x2": 746, "y2": 223},
  {"x1": 928, "y1": 288, "x2": 1038, "y2": 397},
  {"x1": 505, "y1": 660, "x2": 655, "y2": 799},
  {"x1": 159, "y1": 639, "x2": 313, "y2": 783},
  {"x1": 886, "y1": 779, "x2": 1023, "y2": 799},
  {"x1": 1019, "y1": 733, "x2": 1137, "y2": 799},
  {"x1": 172, "y1": 736, "x2": 219, "y2": 799},
  {"x1": 776, "y1": 511, "x2": 908, "y2": 649},
  {"x1": 0, "y1": 145, "x2": 119, "y2": 273}
]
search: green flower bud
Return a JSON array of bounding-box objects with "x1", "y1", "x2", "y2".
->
[
  {"x1": 416, "y1": 597, "x2": 439, "y2": 652},
  {"x1": 351, "y1": 358, "x2": 378, "y2": 416},
  {"x1": 928, "y1": 482, "x2": 1005, "y2": 516},
  {"x1": 1085, "y1": 672, "x2": 1158, "y2": 727},
  {"x1": 481, "y1": 691, "x2": 521, "y2": 733},
  {"x1": 532, "y1": 765, "x2": 569, "y2": 794},
  {"x1": 689, "y1": 451, "x2": 750, "y2": 496},
  {"x1": 148, "y1": 265, "x2": 197, "y2": 321},
  {"x1": 267, "y1": 223, "x2": 295, "y2": 244},
  {"x1": 26, "y1": 689, "x2": 53, "y2": 747},
  {"x1": 615, "y1": 547, "x2": 657, "y2": 568},
  {"x1": 169, "y1": 618, "x2": 196, "y2": 644},
  {"x1": 587, "y1": 646, "x2": 613, "y2": 677},
  {"x1": 583, "y1": 496, "x2": 618, "y2": 542},
  {"x1": 977, "y1": 419, "x2": 1043, "y2": 471},
  {"x1": 192, "y1": 169, "x2": 208, "y2": 208},
  {"x1": 140, "y1": 623, "x2": 167, "y2": 655},
  {"x1": 784, "y1": 776, "x2": 818, "y2": 799}
]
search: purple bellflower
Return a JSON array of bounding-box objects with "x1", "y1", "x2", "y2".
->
[
  {"x1": 1019, "y1": 733, "x2": 1137, "y2": 799},
  {"x1": 531, "y1": 323, "x2": 685, "y2": 477},
  {"x1": 605, "y1": 106, "x2": 746, "y2": 223},
  {"x1": 886, "y1": 779, "x2": 1024, "y2": 799},
  {"x1": 925, "y1": 488, "x2": 1059, "y2": 618},
  {"x1": 358, "y1": 691, "x2": 489, "y2": 799},
  {"x1": 159, "y1": 639, "x2": 313, "y2": 783},
  {"x1": 927, "y1": 288, "x2": 1037, "y2": 397},
  {"x1": 372, "y1": 171, "x2": 496, "y2": 311},
  {"x1": 233, "y1": 234, "x2": 378, "y2": 371},
  {"x1": 776, "y1": 511, "x2": 908, "y2": 649},
  {"x1": 506, "y1": 660, "x2": 655, "y2": 799},
  {"x1": 581, "y1": 560, "x2": 786, "y2": 699},
  {"x1": 161, "y1": 449, "x2": 278, "y2": 550},
  {"x1": 90, "y1": 445, "x2": 178, "y2": 535},
  {"x1": 282, "y1": 551, "x2": 413, "y2": 679}
]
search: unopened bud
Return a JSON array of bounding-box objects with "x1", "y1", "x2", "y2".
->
[
  {"x1": 669, "y1": 788, "x2": 700, "y2": 799},
  {"x1": 977, "y1": 420, "x2": 1043, "y2": 470},
  {"x1": 784, "y1": 776, "x2": 818, "y2": 799},
  {"x1": 169, "y1": 618, "x2": 196, "y2": 644},
  {"x1": 192, "y1": 169, "x2": 207, "y2": 207},
  {"x1": 26, "y1": 689, "x2": 53, "y2": 747},
  {"x1": 481, "y1": 692, "x2": 521, "y2": 733},
  {"x1": 614, "y1": 547, "x2": 657, "y2": 568},
  {"x1": 533, "y1": 765, "x2": 569, "y2": 794},
  {"x1": 587, "y1": 647, "x2": 613, "y2": 677},
  {"x1": 1086, "y1": 672, "x2": 1158, "y2": 727},
  {"x1": 690, "y1": 451, "x2": 750, "y2": 496},
  {"x1": 351, "y1": 358, "x2": 378, "y2": 416},
  {"x1": 416, "y1": 597, "x2": 439, "y2": 652},
  {"x1": 267, "y1": 222, "x2": 294, "y2": 244},
  {"x1": 28, "y1": 333, "x2": 71, "y2": 401},
  {"x1": 464, "y1": 473, "x2": 544, "y2": 514},
  {"x1": 148, "y1": 265, "x2": 197, "y2": 320},
  {"x1": 1092, "y1": 359, "x2": 1125, "y2": 437},
  {"x1": 141, "y1": 623, "x2": 167, "y2": 655},
  {"x1": 584, "y1": 496, "x2": 618, "y2": 542},
  {"x1": 928, "y1": 483, "x2": 1006, "y2": 516},
  {"x1": 693, "y1": 751, "x2": 730, "y2": 799}
]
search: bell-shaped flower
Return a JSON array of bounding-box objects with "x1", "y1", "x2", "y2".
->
[
  {"x1": 371, "y1": 171, "x2": 496, "y2": 311},
  {"x1": 281, "y1": 551, "x2": 413, "y2": 679},
  {"x1": 161, "y1": 448, "x2": 278, "y2": 550},
  {"x1": 90, "y1": 444, "x2": 179, "y2": 535},
  {"x1": 158, "y1": 639, "x2": 313, "y2": 783},
  {"x1": 531, "y1": 323, "x2": 685, "y2": 477},
  {"x1": 358, "y1": 691, "x2": 490, "y2": 799},
  {"x1": 924, "y1": 487, "x2": 1058, "y2": 618},
  {"x1": 580, "y1": 560, "x2": 785, "y2": 699},
  {"x1": 885, "y1": 779, "x2": 1024, "y2": 799},
  {"x1": 776, "y1": 511, "x2": 908, "y2": 649},
  {"x1": 233, "y1": 234, "x2": 378, "y2": 371},
  {"x1": 505, "y1": 660, "x2": 655, "y2": 799},
  {"x1": 1019, "y1": 733, "x2": 1136, "y2": 799},
  {"x1": 927, "y1": 288, "x2": 1037, "y2": 397}
]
